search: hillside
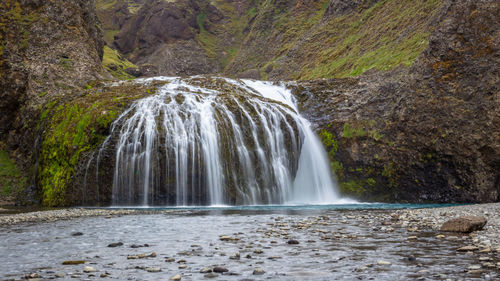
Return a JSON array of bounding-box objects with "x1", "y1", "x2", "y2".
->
[{"x1": 96, "y1": 0, "x2": 444, "y2": 80}]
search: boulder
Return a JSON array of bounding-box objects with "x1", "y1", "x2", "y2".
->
[{"x1": 440, "y1": 216, "x2": 487, "y2": 233}]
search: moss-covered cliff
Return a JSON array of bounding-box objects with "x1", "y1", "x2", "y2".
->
[{"x1": 0, "y1": 0, "x2": 106, "y2": 205}]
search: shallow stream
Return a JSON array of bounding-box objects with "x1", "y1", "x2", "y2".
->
[{"x1": 1, "y1": 205, "x2": 498, "y2": 280}]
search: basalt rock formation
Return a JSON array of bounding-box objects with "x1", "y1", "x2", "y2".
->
[
  {"x1": 0, "y1": 0, "x2": 498, "y2": 206},
  {"x1": 294, "y1": 0, "x2": 499, "y2": 202},
  {"x1": 0, "y1": 0, "x2": 106, "y2": 204}
]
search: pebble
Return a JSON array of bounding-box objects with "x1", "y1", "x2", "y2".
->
[
  {"x1": 204, "y1": 273, "x2": 218, "y2": 278},
  {"x1": 107, "y1": 242, "x2": 123, "y2": 247},
  {"x1": 457, "y1": 245, "x2": 478, "y2": 251},
  {"x1": 468, "y1": 265, "x2": 481, "y2": 270},
  {"x1": 83, "y1": 266, "x2": 97, "y2": 273},
  {"x1": 287, "y1": 239, "x2": 299, "y2": 245},
  {"x1": 377, "y1": 260, "x2": 391, "y2": 265},
  {"x1": 229, "y1": 252, "x2": 240, "y2": 260},
  {"x1": 62, "y1": 260, "x2": 85, "y2": 265},
  {"x1": 253, "y1": 268, "x2": 265, "y2": 275},
  {"x1": 200, "y1": 267, "x2": 212, "y2": 273},
  {"x1": 165, "y1": 257, "x2": 175, "y2": 262},
  {"x1": 213, "y1": 266, "x2": 228, "y2": 273},
  {"x1": 71, "y1": 232, "x2": 84, "y2": 236},
  {"x1": 170, "y1": 274, "x2": 181, "y2": 280},
  {"x1": 178, "y1": 265, "x2": 187, "y2": 269},
  {"x1": 146, "y1": 267, "x2": 161, "y2": 272}
]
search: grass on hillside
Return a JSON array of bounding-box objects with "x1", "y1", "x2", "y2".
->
[{"x1": 102, "y1": 45, "x2": 137, "y2": 80}]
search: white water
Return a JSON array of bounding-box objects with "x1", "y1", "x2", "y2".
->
[{"x1": 94, "y1": 77, "x2": 343, "y2": 206}]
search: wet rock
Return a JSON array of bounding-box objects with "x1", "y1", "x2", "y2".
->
[
  {"x1": 178, "y1": 265, "x2": 187, "y2": 269},
  {"x1": 146, "y1": 267, "x2": 162, "y2": 272},
  {"x1": 107, "y1": 242, "x2": 123, "y2": 247},
  {"x1": 440, "y1": 216, "x2": 487, "y2": 233},
  {"x1": 83, "y1": 266, "x2": 97, "y2": 273},
  {"x1": 25, "y1": 273, "x2": 40, "y2": 279},
  {"x1": 253, "y1": 249, "x2": 263, "y2": 254},
  {"x1": 253, "y1": 268, "x2": 265, "y2": 275},
  {"x1": 62, "y1": 260, "x2": 85, "y2": 265},
  {"x1": 200, "y1": 267, "x2": 212, "y2": 273},
  {"x1": 377, "y1": 260, "x2": 391, "y2": 265},
  {"x1": 468, "y1": 265, "x2": 481, "y2": 270},
  {"x1": 100, "y1": 273, "x2": 109, "y2": 278},
  {"x1": 407, "y1": 256, "x2": 417, "y2": 262},
  {"x1": 229, "y1": 252, "x2": 240, "y2": 260},
  {"x1": 204, "y1": 273, "x2": 218, "y2": 278},
  {"x1": 165, "y1": 257, "x2": 175, "y2": 262},
  {"x1": 478, "y1": 247, "x2": 491, "y2": 253},
  {"x1": 457, "y1": 245, "x2": 478, "y2": 252},
  {"x1": 71, "y1": 232, "x2": 84, "y2": 236},
  {"x1": 287, "y1": 239, "x2": 299, "y2": 245},
  {"x1": 170, "y1": 274, "x2": 181, "y2": 281},
  {"x1": 131, "y1": 243, "x2": 149, "y2": 248},
  {"x1": 213, "y1": 266, "x2": 228, "y2": 273},
  {"x1": 55, "y1": 273, "x2": 65, "y2": 278}
]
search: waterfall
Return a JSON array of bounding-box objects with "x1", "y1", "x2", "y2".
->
[{"x1": 94, "y1": 77, "x2": 341, "y2": 206}]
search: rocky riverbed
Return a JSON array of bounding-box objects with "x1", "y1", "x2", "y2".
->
[{"x1": 0, "y1": 204, "x2": 499, "y2": 280}]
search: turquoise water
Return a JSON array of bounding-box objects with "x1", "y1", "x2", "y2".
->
[{"x1": 97, "y1": 203, "x2": 465, "y2": 211}]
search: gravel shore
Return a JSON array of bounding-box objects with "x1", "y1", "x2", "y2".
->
[
  {"x1": 395, "y1": 203, "x2": 500, "y2": 252},
  {"x1": 1, "y1": 203, "x2": 498, "y2": 245},
  {"x1": 0, "y1": 208, "x2": 169, "y2": 225}
]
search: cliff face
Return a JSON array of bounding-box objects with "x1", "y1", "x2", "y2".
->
[
  {"x1": 295, "y1": 0, "x2": 499, "y2": 202},
  {"x1": 0, "y1": 0, "x2": 106, "y2": 204},
  {"x1": 96, "y1": 0, "x2": 444, "y2": 80},
  {"x1": 1, "y1": 0, "x2": 498, "y2": 206}
]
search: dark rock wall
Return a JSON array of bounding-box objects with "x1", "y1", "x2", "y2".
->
[
  {"x1": 294, "y1": 0, "x2": 499, "y2": 203},
  {"x1": 0, "y1": 0, "x2": 106, "y2": 204}
]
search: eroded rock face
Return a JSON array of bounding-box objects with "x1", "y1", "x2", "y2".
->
[
  {"x1": 111, "y1": 0, "x2": 221, "y2": 76},
  {"x1": 323, "y1": 0, "x2": 380, "y2": 18},
  {"x1": 0, "y1": 0, "x2": 106, "y2": 204},
  {"x1": 441, "y1": 216, "x2": 487, "y2": 233},
  {"x1": 294, "y1": 0, "x2": 499, "y2": 203}
]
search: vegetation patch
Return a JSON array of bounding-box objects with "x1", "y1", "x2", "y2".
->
[
  {"x1": 0, "y1": 146, "x2": 25, "y2": 202},
  {"x1": 38, "y1": 82, "x2": 162, "y2": 206},
  {"x1": 102, "y1": 45, "x2": 137, "y2": 80}
]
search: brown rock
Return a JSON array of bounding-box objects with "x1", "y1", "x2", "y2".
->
[{"x1": 440, "y1": 216, "x2": 487, "y2": 233}]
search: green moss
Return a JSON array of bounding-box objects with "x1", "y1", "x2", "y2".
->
[
  {"x1": 38, "y1": 82, "x2": 161, "y2": 206},
  {"x1": 196, "y1": 12, "x2": 218, "y2": 59},
  {"x1": 0, "y1": 147, "x2": 24, "y2": 200},
  {"x1": 342, "y1": 123, "x2": 366, "y2": 139},
  {"x1": 382, "y1": 162, "x2": 397, "y2": 187},
  {"x1": 60, "y1": 57, "x2": 72, "y2": 70},
  {"x1": 102, "y1": 45, "x2": 137, "y2": 80}
]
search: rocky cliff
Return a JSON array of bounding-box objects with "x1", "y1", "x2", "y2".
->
[
  {"x1": 295, "y1": 0, "x2": 499, "y2": 202},
  {"x1": 0, "y1": 0, "x2": 106, "y2": 204},
  {"x1": 0, "y1": 0, "x2": 498, "y2": 206}
]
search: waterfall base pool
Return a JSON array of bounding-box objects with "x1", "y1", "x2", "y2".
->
[{"x1": 1, "y1": 205, "x2": 498, "y2": 280}]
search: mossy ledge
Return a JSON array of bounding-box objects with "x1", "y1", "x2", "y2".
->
[{"x1": 38, "y1": 81, "x2": 164, "y2": 207}]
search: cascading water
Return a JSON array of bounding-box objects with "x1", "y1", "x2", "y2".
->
[{"x1": 92, "y1": 77, "x2": 342, "y2": 206}]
